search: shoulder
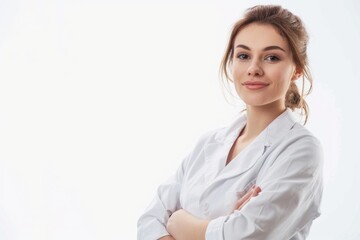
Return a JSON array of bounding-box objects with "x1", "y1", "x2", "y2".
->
[
  {"x1": 267, "y1": 109, "x2": 323, "y2": 162},
  {"x1": 276, "y1": 123, "x2": 324, "y2": 172},
  {"x1": 289, "y1": 123, "x2": 323, "y2": 152},
  {"x1": 259, "y1": 123, "x2": 324, "y2": 190}
]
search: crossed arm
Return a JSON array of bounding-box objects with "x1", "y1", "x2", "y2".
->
[{"x1": 159, "y1": 186, "x2": 261, "y2": 240}]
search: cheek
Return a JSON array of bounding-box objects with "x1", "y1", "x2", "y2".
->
[
  {"x1": 232, "y1": 64, "x2": 247, "y2": 82},
  {"x1": 232, "y1": 68, "x2": 246, "y2": 93},
  {"x1": 271, "y1": 67, "x2": 293, "y2": 87}
]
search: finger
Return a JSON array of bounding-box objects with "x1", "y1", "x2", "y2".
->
[
  {"x1": 233, "y1": 188, "x2": 254, "y2": 210},
  {"x1": 233, "y1": 186, "x2": 257, "y2": 211},
  {"x1": 233, "y1": 186, "x2": 262, "y2": 212},
  {"x1": 237, "y1": 195, "x2": 251, "y2": 210},
  {"x1": 236, "y1": 189, "x2": 260, "y2": 210},
  {"x1": 254, "y1": 186, "x2": 262, "y2": 194}
]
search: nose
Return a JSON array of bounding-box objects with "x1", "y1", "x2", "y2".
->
[{"x1": 247, "y1": 60, "x2": 263, "y2": 77}]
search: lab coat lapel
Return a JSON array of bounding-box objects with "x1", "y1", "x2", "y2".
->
[
  {"x1": 202, "y1": 141, "x2": 227, "y2": 183},
  {"x1": 203, "y1": 108, "x2": 298, "y2": 190},
  {"x1": 202, "y1": 113, "x2": 247, "y2": 183},
  {"x1": 213, "y1": 129, "x2": 267, "y2": 183},
  {"x1": 263, "y1": 108, "x2": 298, "y2": 147}
]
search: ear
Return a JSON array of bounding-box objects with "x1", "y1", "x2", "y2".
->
[{"x1": 291, "y1": 67, "x2": 302, "y2": 81}]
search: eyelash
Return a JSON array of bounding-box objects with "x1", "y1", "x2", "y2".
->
[
  {"x1": 237, "y1": 53, "x2": 250, "y2": 60},
  {"x1": 236, "y1": 53, "x2": 280, "y2": 62},
  {"x1": 265, "y1": 55, "x2": 280, "y2": 61}
]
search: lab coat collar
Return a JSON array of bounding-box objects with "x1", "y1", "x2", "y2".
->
[
  {"x1": 213, "y1": 108, "x2": 298, "y2": 147},
  {"x1": 264, "y1": 108, "x2": 298, "y2": 147},
  {"x1": 202, "y1": 108, "x2": 298, "y2": 187}
]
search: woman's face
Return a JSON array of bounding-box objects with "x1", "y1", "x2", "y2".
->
[{"x1": 231, "y1": 23, "x2": 299, "y2": 109}]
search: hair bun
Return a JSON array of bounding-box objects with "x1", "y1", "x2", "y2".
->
[{"x1": 286, "y1": 82, "x2": 301, "y2": 109}]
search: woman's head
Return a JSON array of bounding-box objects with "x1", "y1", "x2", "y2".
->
[{"x1": 220, "y1": 5, "x2": 312, "y2": 123}]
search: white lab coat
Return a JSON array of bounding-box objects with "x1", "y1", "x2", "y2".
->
[{"x1": 137, "y1": 108, "x2": 323, "y2": 240}]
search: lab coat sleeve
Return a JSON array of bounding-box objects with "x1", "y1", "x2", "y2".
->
[
  {"x1": 137, "y1": 130, "x2": 216, "y2": 240},
  {"x1": 137, "y1": 156, "x2": 187, "y2": 240},
  {"x1": 206, "y1": 134, "x2": 324, "y2": 240}
]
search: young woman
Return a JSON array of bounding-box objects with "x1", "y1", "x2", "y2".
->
[{"x1": 137, "y1": 5, "x2": 323, "y2": 240}]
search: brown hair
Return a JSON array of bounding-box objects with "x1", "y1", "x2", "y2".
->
[{"x1": 220, "y1": 5, "x2": 312, "y2": 124}]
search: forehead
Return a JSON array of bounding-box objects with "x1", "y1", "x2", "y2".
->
[{"x1": 234, "y1": 23, "x2": 290, "y2": 51}]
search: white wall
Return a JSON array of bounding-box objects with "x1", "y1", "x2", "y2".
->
[{"x1": 0, "y1": 0, "x2": 359, "y2": 239}]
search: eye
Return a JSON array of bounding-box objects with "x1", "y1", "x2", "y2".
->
[
  {"x1": 265, "y1": 55, "x2": 280, "y2": 62},
  {"x1": 237, "y1": 53, "x2": 250, "y2": 60}
]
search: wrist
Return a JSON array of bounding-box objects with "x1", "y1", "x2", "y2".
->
[{"x1": 196, "y1": 219, "x2": 209, "y2": 240}]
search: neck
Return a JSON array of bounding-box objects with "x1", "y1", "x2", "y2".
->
[{"x1": 241, "y1": 103, "x2": 286, "y2": 140}]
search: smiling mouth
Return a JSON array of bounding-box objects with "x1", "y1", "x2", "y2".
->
[{"x1": 242, "y1": 81, "x2": 270, "y2": 90}]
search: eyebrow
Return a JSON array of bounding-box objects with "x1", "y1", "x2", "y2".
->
[{"x1": 235, "y1": 44, "x2": 286, "y2": 52}]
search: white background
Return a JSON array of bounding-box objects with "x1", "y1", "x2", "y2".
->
[{"x1": 0, "y1": 0, "x2": 359, "y2": 239}]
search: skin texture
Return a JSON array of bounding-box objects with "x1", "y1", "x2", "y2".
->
[
  {"x1": 232, "y1": 23, "x2": 300, "y2": 110},
  {"x1": 164, "y1": 23, "x2": 302, "y2": 240},
  {"x1": 167, "y1": 209, "x2": 208, "y2": 240},
  {"x1": 232, "y1": 186, "x2": 262, "y2": 212}
]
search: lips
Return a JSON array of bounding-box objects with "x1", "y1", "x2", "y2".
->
[{"x1": 241, "y1": 81, "x2": 269, "y2": 90}]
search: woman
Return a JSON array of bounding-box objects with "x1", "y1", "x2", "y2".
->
[{"x1": 137, "y1": 5, "x2": 323, "y2": 240}]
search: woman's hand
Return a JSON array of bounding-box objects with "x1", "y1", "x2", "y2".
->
[
  {"x1": 233, "y1": 185, "x2": 261, "y2": 212},
  {"x1": 164, "y1": 186, "x2": 260, "y2": 239},
  {"x1": 167, "y1": 209, "x2": 208, "y2": 240}
]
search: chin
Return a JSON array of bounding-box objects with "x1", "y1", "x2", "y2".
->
[{"x1": 241, "y1": 98, "x2": 269, "y2": 107}]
